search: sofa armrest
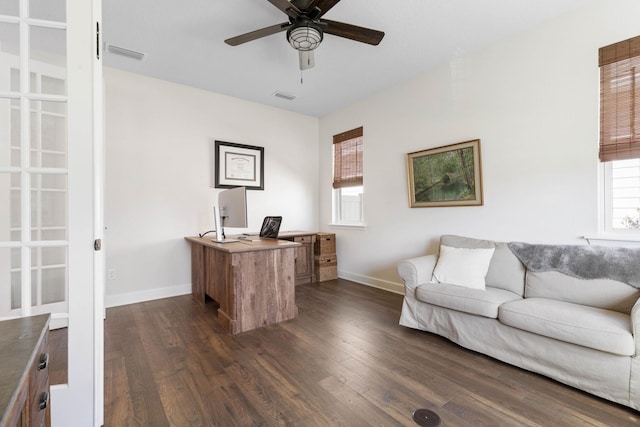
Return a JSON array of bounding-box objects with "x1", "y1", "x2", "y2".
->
[
  {"x1": 632, "y1": 297, "x2": 640, "y2": 356},
  {"x1": 397, "y1": 254, "x2": 438, "y2": 295}
]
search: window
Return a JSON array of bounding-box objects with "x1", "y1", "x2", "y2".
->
[
  {"x1": 599, "y1": 36, "x2": 640, "y2": 234},
  {"x1": 603, "y1": 159, "x2": 640, "y2": 232},
  {"x1": 332, "y1": 127, "x2": 364, "y2": 225}
]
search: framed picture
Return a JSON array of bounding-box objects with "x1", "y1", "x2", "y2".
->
[
  {"x1": 406, "y1": 139, "x2": 483, "y2": 208},
  {"x1": 213, "y1": 140, "x2": 264, "y2": 190}
]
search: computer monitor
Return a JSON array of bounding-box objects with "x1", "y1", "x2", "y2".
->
[
  {"x1": 219, "y1": 186, "x2": 248, "y2": 228},
  {"x1": 213, "y1": 186, "x2": 247, "y2": 242}
]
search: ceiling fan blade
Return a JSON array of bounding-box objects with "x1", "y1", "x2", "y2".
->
[
  {"x1": 225, "y1": 22, "x2": 291, "y2": 46},
  {"x1": 299, "y1": 50, "x2": 315, "y2": 70},
  {"x1": 267, "y1": 0, "x2": 301, "y2": 19},
  {"x1": 321, "y1": 19, "x2": 385, "y2": 45},
  {"x1": 308, "y1": 0, "x2": 341, "y2": 18},
  {"x1": 291, "y1": 0, "x2": 314, "y2": 10}
]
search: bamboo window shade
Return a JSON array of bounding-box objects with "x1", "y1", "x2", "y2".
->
[
  {"x1": 333, "y1": 126, "x2": 363, "y2": 189},
  {"x1": 599, "y1": 35, "x2": 640, "y2": 162}
]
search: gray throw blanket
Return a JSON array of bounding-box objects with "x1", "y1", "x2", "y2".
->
[{"x1": 508, "y1": 242, "x2": 640, "y2": 288}]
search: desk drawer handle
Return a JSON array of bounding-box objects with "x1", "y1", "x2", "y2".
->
[
  {"x1": 39, "y1": 353, "x2": 49, "y2": 370},
  {"x1": 39, "y1": 391, "x2": 49, "y2": 411}
]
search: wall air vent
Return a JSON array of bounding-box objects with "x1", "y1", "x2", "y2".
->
[
  {"x1": 273, "y1": 91, "x2": 296, "y2": 101},
  {"x1": 105, "y1": 43, "x2": 146, "y2": 60}
]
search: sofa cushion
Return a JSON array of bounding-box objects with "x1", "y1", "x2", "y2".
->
[
  {"x1": 433, "y1": 245, "x2": 495, "y2": 289},
  {"x1": 499, "y1": 298, "x2": 634, "y2": 356},
  {"x1": 440, "y1": 235, "x2": 525, "y2": 295},
  {"x1": 525, "y1": 271, "x2": 640, "y2": 314},
  {"x1": 415, "y1": 283, "x2": 522, "y2": 318}
]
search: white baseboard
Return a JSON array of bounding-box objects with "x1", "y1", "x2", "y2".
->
[
  {"x1": 105, "y1": 274, "x2": 404, "y2": 308},
  {"x1": 338, "y1": 270, "x2": 405, "y2": 295},
  {"x1": 105, "y1": 283, "x2": 192, "y2": 308}
]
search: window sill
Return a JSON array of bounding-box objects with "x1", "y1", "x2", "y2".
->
[
  {"x1": 583, "y1": 234, "x2": 640, "y2": 246},
  {"x1": 329, "y1": 223, "x2": 367, "y2": 231}
]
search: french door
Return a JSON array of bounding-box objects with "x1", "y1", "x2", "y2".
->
[{"x1": 0, "y1": 0, "x2": 103, "y2": 425}]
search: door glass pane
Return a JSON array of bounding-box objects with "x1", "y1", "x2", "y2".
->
[
  {"x1": 31, "y1": 173, "x2": 67, "y2": 242},
  {"x1": 30, "y1": 268, "x2": 36, "y2": 305},
  {"x1": 31, "y1": 180, "x2": 67, "y2": 230},
  {"x1": 0, "y1": 173, "x2": 21, "y2": 241},
  {"x1": 10, "y1": 271, "x2": 21, "y2": 309},
  {"x1": 11, "y1": 67, "x2": 20, "y2": 94},
  {"x1": 0, "y1": 1, "x2": 19, "y2": 16},
  {"x1": 30, "y1": 100, "x2": 67, "y2": 167},
  {"x1": 0, "y1": 98, "x2": 21, "y2": 168},
  {"x1": 42, "y1": 245, "x2": 66, "y2": 265},
  {"x1": 0, "y1": 23, "x2": 20, "y2": 92},
  {"x1": 30, "y1": 0, "x2": 66, "y2": 22},
  {"x1": 42, "y1": 76, "x2": 66, "y2": 96},
  {"x1": 29, "y1": 26, "x2": 66, "y2": 93},
  {"x1": 41, "y1": 266, "x2": 67, "y2": 304},
  {"x1": 0, "y1": 248, "x2": 19, "y2": 313},
  {"x1": 42, "y1": 109, "x2": 66, "y2": 152},
  {"x1": 39, "y1": 229, "x2": 66, "y2": 240},
  {"x1": 32, "y1": 246, "x2": 67, "y2": 306}
]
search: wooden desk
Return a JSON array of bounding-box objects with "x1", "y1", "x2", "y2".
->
[
  {"x1": 185, "y1": 236, "x2": 300, "y2": 334},
  {"x1": 0, "y1": 314, "x2": 51, "y2": 427},
  {"x1": 277, "y1": 231, "x2": 317, "y2": 285}
]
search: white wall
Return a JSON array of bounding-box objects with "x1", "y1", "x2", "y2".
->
[
  {"x1": 318, "y1": 0, "x2": 640, "y2": 293},
  {"x1": 104, "y1": 68, "x2": 319, "y2": 306}
]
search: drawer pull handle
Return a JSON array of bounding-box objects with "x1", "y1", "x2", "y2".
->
[
  {"x1": 39, "y1": 353, "x2": 49, "y2": 370},
  {"x1": 39, "y1": 391, "x2": 49, "y2": 411}
]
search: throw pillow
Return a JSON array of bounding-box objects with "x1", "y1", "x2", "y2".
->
[{"x1": 433, "y1": 245, "x2": 496, "y2": 289}]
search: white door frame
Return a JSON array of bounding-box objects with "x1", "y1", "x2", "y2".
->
[
  {"x1": 1, "y1": 1, "x2": 103, "y2": 424},
  {"x1": 49, "y1": 0, "x2": 104, "y2": 426}
]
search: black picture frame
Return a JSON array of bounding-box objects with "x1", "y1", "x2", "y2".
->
[{"x1": 213, "y1": 140, "x2": 264, "y2": 190}]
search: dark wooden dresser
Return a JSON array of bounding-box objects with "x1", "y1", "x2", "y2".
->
[{"x1": 0, "y1": 314, "x2": 51, "y2": 427}]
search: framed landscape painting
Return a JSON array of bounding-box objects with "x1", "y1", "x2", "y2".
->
[{"x1": 407, "y1": 139, "x2": 483, "y2": 208}]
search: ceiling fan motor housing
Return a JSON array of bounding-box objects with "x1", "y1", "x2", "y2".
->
[{"x1": 287, "y1": 20, "x2": 324, "y2": 51}]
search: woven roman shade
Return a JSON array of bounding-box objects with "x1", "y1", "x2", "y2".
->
[
  {"x1": 599, "y1": 35, "x2": 640, "y2": 162},
  {"x1": 333, "y1": 126, "x2": 363, "y2": 189}
]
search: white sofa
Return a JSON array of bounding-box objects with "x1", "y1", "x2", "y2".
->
[{"x1": 398, "y1": 235, "x2": 640, "y2": 410}]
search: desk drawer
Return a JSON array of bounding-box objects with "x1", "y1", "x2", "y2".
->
[
  {"x1": 294, "y1": 235, "x2": 315, "y2": 244},
  {"x1": 30, "y1": 331, "x2": 50, "y2": 427}
]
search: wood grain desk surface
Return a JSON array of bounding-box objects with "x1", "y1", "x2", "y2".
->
[
  {"x1": 185, "y1": 235, "x2": 301, "y2": 253},
  {"x1": 0, "y1": 314, "x2": 50, "y2": 426}
]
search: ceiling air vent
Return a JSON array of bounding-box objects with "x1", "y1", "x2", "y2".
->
[
  {"x1": 105, "y1": 43, "x2": 146, "y2": 60},
  {"x1": 273, "y1": 91, "x2": 296, "y2": 101}
]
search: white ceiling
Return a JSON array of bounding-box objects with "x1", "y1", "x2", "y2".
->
[{"x1": 102, "y1": 0, "x2": 592, "y2": 117}]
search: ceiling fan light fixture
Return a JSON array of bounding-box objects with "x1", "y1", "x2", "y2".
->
[{"x1": 287, "y1": 23, "x2": 323, "y2": 51}]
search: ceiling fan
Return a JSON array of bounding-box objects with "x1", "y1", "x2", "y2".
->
[{"x1": 224, "y1": 0, "x2": 385, "y2": 70}]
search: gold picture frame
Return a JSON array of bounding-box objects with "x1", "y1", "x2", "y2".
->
[{"x1": 407, "y1": 139, "x2": 483, "y2": 208}]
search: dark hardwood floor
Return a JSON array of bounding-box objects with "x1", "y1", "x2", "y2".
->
[
  {"x1": 104, "y1": 279, "x2": 640, "y2": 426},
  {"x1": 49, "y1": 326, "x2": 67, "y2": 385}
]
